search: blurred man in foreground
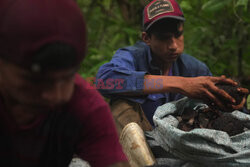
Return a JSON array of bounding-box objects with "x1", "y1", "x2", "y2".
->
[{"x1": 0, "y1": 0, "x2": 129, "y2": 166}]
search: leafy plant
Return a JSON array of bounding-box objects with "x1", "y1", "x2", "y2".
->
[{"x1": 77, "y1": 0, "x2": 250, "y2": 89}]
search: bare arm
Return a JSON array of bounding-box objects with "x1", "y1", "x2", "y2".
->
[{"x1": 143, "y1": 75, "x2": 249, "y2": 111}]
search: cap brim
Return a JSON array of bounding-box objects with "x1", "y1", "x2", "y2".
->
[{"x1": 144, "y1": 15, "x2": 185, "y2": 31}]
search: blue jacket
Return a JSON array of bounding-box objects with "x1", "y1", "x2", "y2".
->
[{"x1": 96, "y1": 41, "x2": 212, "y2": 124}]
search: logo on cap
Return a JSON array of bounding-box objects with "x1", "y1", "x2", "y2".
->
[{"x1": 147, "y1": 0, "x2": 174, "y2": 20}]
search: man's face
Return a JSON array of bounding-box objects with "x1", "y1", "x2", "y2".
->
[
  {"x1": 0, "y1": 59, "x2": 77, "y2": 110},
  {"x1": 143, "y1": 22, "x2": 184, "y2": 64}
]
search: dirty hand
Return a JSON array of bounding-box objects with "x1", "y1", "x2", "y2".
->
[
  {"x1": 218, "y1": 75, "x2": 249, "y2": 111},
  {"x1": 229, "y1": 87, "x2": 249, "y2": 110},
  {"x1": 180, "y1": 76, "x2": 237, "y2": 111}
]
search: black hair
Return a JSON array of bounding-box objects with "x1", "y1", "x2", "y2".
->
[
  {"x1": 32, "y1": 42, "x2": 78, "y2": 71},
  {"x1": 146, "y1": 18, "x2": 184, "y2": 39}
]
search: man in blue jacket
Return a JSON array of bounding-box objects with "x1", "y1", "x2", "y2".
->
[{"x1": 96, "y1": 0, "x2": 248, "y2": 133}]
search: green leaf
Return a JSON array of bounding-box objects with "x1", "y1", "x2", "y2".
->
[
  {"x1": 103, "y1": 0, "x2": 112, "y2": 10},
  {"x1": 236, "y1": 0, "x2": 249, "y2": 11},
  {"x1": 129, "y1": 37, "x2": 135, "y2": 45},
  {"x1": 81, "y1": 60, "x2": 109, "y2": 78},
  {"x1": 202, "y1": 0, "x2": 232, "y2": 12},
  {"x1": 180, "y1": 1, "x2": 192, "y2": 10},
  {"x1": 110, "y1": 34, "x2": 122, "y2": 47},
  {"x1": 123, "y1": 27, "x2": 138, "y2": 35},
  {"x1": 247, "y1": 95, "x2": 250, "y2": 110}
]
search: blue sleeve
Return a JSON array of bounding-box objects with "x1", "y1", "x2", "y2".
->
[
  {"x1": 96, "y1": 49, "x2": 146, "y2": 98},
  {"x1": 200, "y1": 64, "x2": 212, "y2": 76}
]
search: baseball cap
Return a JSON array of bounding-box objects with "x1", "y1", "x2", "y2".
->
[
  {"x1": 0, "y1": 0, "x2": 86, "y2": 70},
  {"x1": 143, "y1": 0, "x2": 185, "y2": 31}
]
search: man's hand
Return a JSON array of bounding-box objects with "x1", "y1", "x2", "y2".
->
[
  {"x1": 229, "y1": 87, "x2": 249, "y2": 111},
  {"x1": 143, "y1": 75, "x2": 249, "y2": 111},
  {"x1": 219, "y1": 75, "x2": 249, "y2": 111},
  {"x1": 180, "y1": 76, "x2": 239, "y2": 111}
]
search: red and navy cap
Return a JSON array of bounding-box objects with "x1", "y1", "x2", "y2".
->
[
  {"x1": 0, "y1": 0, "x2": 86, "y2": 69},
  {"x1": 143, "y1": 0, "x2": 185, "y2": 31}
]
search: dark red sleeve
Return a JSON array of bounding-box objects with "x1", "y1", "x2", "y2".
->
[{"x1": 69, "y1": 74, "x2": 127, "y2": 167}]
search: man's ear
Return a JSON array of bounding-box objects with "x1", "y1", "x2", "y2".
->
[{"x1": 142, "y1": 32, "x2": 151, "y2": 46}]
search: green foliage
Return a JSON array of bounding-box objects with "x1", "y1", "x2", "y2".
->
[
  {"x1": 77, "y1": 0, "x2": 250, "y2": 89},
  {"x1": 180, "y1": 0, "x2": 250, "y2": 79},
  {"x1": 236, "y1": 0, "x2": 249, "y2": 11},
  {"x1": 77, "y1": 0, "x2": 142, "y2": 78},
  {"x1": 202, "y1": 0, "x2": 232, "y2": 11}
]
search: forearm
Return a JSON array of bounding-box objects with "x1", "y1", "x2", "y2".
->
[
  {"x1": 96, "y1": 69, "x2": 146, "y2": 95},
  {"x1": 144, "y1": 75, "x2": 250, "y2": 112},
  {"x1": 143, "y1": 75, "x2": 186, "y2": 94},
  {"x1": 97, "y1": 74, "x2": 187, "y2": 96}
]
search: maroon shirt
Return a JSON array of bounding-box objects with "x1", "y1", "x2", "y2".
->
[{"x1": 0, "y1": 74, "x2": 127, "y2": 167}]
